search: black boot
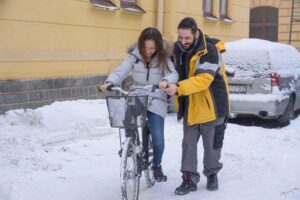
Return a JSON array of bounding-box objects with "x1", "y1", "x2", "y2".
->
[
  {"x1": 151, "y1": 164, "x2": 167, "y2": 182},
  {"x1": 175, "y1": 172, "x2": 197, "y2": 195},
  {"x1": 206, "y1": 174, "x2": 218, "y2": 191}
]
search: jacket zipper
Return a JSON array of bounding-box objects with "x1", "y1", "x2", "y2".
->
[{"x1": 146, "y1": 62, "x2": 150, "y2": 82}]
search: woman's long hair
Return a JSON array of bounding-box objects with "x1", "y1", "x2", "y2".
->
[{"x1": 138, "y1": 27, "x2": 171, "y2": 73}]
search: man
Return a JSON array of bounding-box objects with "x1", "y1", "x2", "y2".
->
[{"x1": 165, "y1": 17, "x2": 230, "y2": 195}]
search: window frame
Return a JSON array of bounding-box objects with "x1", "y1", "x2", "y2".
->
[
  {"x1": 89, "y1": 0, "x2": 119, "y2": 11},
  {"x1": 219, "y1": 0, "x2": 235, "y2": 23},
  {"x1": 120, "y1": 0, "x2": 146, "y2": 14},
  {"x1": 202, "y1": 0, "x2": 219, "y2": 21}
]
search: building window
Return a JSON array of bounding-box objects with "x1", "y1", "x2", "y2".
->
[
  {"x1": 90, "y1": 0, "x2": 119, "y2": 11},
  {"x1": 202, "y1": 0, "x2": 218, "y2": 21},
  {"x1": 219, "y1": 0, "x2": 235, "y2": 23},
  {"x1": 250, "y1": 7, "x2": 278, "y2": 42},
  {"x1": 120, "y1": 0, "x2": 146, "y2": 13}
]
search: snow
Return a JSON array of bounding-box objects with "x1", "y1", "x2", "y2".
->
[
  {"x1": 229, "y1": 86, "x2": 289, "y2": 102},
  {"x1": 223, "y1": 39, "x2": 300, "y2": 78},
  {"x1": 123, "y1": 8, "x2": 143, "y2": 13},
  {"x1": 92, "y1": 4, "x2": 119, "y2": 11},
  {"x1": 1, "y1": 99, "x2": 300, "y2": 200}
]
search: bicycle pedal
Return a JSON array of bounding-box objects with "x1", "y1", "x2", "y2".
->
[
  {"x1": 146, "y1": 162, "x2": 152, "y2": 167},
  {"x1": 156, "y1": 175, "x2": 167, "y2": 182},
  {"x1": 118, "y1": 149, "x2": 122, "y2": 157}
]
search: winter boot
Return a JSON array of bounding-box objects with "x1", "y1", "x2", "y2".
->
[
  {"x1": 206, "y1": 174, "x2": 218, "y2": 191},
  {"x1": 175, "y1": 172, "x2": 197, "y2": 195},
  {"x1": 151, "y1": 164, "x2": 167, "y2": 182}
]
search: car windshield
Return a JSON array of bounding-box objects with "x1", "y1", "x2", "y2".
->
[{"x1": 223, "y1": 39, "x2": 300, "y2": 78}]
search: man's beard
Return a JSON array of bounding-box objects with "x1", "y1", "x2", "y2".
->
[
  {"x1": 182, "y1": 43, "x2": 192, "y2": 49},
  {"x1": 180, "y1": 38, "x2": 196, "y2": 50}
]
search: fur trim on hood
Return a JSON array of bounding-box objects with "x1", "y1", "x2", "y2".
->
[{"x1": 127, "y1": 40, "x2": 174, "y2": 57}]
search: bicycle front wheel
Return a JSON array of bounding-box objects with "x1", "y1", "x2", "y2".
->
[
  {"x1": 143, "y1": 134, "x2": 155, "y2": 187},
  {"x1": 120, "y1": 137, "x2": 140, "y2": 200}
]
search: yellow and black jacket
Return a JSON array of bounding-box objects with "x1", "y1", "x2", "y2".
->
[{"x1": 173, "y1": 30, "x2": 229, "y2": 125}]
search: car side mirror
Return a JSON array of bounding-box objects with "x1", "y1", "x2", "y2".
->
[{"x1": 225, "y1": 69, "x2": 235, "y2": 77}]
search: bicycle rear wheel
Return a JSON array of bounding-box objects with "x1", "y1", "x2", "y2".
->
[{"x1": 121, "y1": 137, "x2": 140, "y2": 200}]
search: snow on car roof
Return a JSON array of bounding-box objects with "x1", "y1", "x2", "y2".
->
[{"x1": 223, "y1": 38, "x2": 300, "y2": 78}]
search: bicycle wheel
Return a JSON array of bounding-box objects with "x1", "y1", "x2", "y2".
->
[
  {"x1": 144, "y1": 135, "x2": 155, "y2": 187},
  {"x1": 121, "y1": 137, "x2": 140, "y2": 200}
]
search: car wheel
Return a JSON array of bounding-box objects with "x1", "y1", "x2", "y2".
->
[{"x1": 277, "y1": 96, "x2": 295, "y2": 127}]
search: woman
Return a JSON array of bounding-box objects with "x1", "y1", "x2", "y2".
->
[{"x1": 100, "y1": 27, "x2": 178, "y2": 182}]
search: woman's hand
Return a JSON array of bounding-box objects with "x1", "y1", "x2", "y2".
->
[
  {"x1": 164, "y1": 83, "x2": 178, "y2": 96},
  {"x1": 159, "y1": 80, "x2": 168, "y2": 90},
  {"x1": 99, "y1": 83, "x2": 112, "y2": 92}
]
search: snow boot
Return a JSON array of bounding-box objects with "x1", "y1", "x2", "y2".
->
[
  {"x1": 151, "y1": 164, "x2": 167, "y2": 182},
  {"x1": 175, "y1": 172, "x2": 197, "y2": 195},
  {"x1": 206, "y1": 174, "x2": 218, "y2": 191}
]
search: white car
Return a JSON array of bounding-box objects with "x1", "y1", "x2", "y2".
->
[{"x1": 223, "y1": 39, "x2": 300, "y2": 126}]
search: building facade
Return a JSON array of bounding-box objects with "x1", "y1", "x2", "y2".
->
[
  {"x1": 0, "y1": 0, "x2": 250, "y2": 113},
  {"x1": 250, "y1": 0, "x2": 300, "y2": 50}
]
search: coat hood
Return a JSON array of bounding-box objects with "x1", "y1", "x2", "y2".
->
[{"x1": 127, "y1": 40, "x2": 174, "y2": 58}]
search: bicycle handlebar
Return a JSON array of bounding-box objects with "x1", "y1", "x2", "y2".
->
[{"x1": 99, "y1": 84, "x2": 160, "y2": 95}]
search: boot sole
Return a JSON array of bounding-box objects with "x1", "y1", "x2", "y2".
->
[
  {"x1": 206, "y1": 186, "x2": 218, "y2": 191},
  {"x1": 175, "y1": 187, "x2": 197, "y2": 195}
]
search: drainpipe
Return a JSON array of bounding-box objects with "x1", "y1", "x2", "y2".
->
[{"x1": 157, "y1": 0, "x2": 164, "y2": 33}]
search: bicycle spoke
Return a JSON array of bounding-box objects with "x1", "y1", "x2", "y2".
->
[{"x1": 121, "y1": 138, "x2": 140, "y2": 200}]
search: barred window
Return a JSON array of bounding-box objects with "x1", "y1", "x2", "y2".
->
[
  {"x1": 89, "y1": 0, "x2": 119, "y2": 11},
  {"x1": 203, "y1": 0, "x2": 218, "y2": 21},
  {"x1": 120, "y1": 0, "x2": 146, "y2": 13},
  {"x1": 219, "y1": 0, "x2": 235, "y2": 23}
]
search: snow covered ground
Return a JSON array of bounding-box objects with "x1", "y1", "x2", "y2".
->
[{"x1": 1, "y1": 99, "x2": 300, "y2": 200}]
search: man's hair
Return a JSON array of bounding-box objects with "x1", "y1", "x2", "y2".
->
[{"x1": 177, "y1": 17, "x2": 198, "y2": 34}]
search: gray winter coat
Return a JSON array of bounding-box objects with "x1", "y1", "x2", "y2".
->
[{"x1": 106, "y1": 47, "x2": 178, "y2": 118}]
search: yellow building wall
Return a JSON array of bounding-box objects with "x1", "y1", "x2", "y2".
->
[
  {"x1": 165, "y1": 0, "x2": 250, "y2": 42},
  {"x1": 251, "y1": 0, "x2": 300, "y2": 50},
  {"x1": 0, "y1": 0, "x2": 250, "y2": 80}
]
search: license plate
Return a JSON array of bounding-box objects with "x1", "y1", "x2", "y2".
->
[{"x1": 229, "y1": 84, "x2": 247, "y2": 94}]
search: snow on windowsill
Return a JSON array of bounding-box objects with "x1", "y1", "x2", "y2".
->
[{"x1": 92, "y1": 4, "x2": 119, "y2": 11}]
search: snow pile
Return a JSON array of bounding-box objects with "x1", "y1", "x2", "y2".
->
[
  {"x1": 223, "y1": 39, "x2": 300, "y2": 78},
  {"x1": 0, "y1": 100, "x2": 113, "y2": 170},
  {"x1": 0, "y1": 100, "x2": 115, "y2": 200}
]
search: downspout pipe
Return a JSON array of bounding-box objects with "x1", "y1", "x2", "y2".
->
[
  {"x1": 289, "y1": 0, "x2": 295, "y2": 44},
  {"x1": 157, "y1": 0, "x2": 164, "y2": 33}
]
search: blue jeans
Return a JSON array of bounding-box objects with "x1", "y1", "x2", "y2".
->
[{"x1": 147, "y1": 111, "x2": 165, "y2": 166}]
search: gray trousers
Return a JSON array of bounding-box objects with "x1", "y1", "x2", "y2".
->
[{"x1": 181, "y1": 117, "x2": 225, "y2": 184}]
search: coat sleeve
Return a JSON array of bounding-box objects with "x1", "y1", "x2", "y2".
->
[
  {"x1": 162, "y1": 59, "x2": 179, "y2": 84},
  {"x1": 105, "y1": 55, "x2": 135, "y2": 85},
  {"x1": 177, "y1": 73, "x2": 214, "y2": 96}
]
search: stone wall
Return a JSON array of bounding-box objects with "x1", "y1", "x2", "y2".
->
[{"x1": 0, "y1": 75, "x2": 108, "y2": 114}]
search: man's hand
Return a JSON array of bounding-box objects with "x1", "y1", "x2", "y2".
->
[
  {"x1": 159, "y1": 80, "x2": 168, "y2": 90},
  {"x1": 99, "y1": 83, "x2": 111, "y2": 92},
  {"x1": 164, "y1": 83, "x2": 178, "y2": 96}
]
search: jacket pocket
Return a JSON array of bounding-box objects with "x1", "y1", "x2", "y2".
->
[
  {"x1": 213, "y1": 123, "x2": 226, "y2": 149},
  {"x1": 204, "y1": 96, "x2": 211, "y2": 110}
]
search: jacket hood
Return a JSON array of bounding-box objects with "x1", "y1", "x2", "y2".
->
[{"x1": 127, "y1": 40, "x2": 174, "y2": 58}]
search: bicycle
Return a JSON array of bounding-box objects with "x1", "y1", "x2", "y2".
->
[{"x1": 101, "y1": 85, "x2": 159, "y2": 200}]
